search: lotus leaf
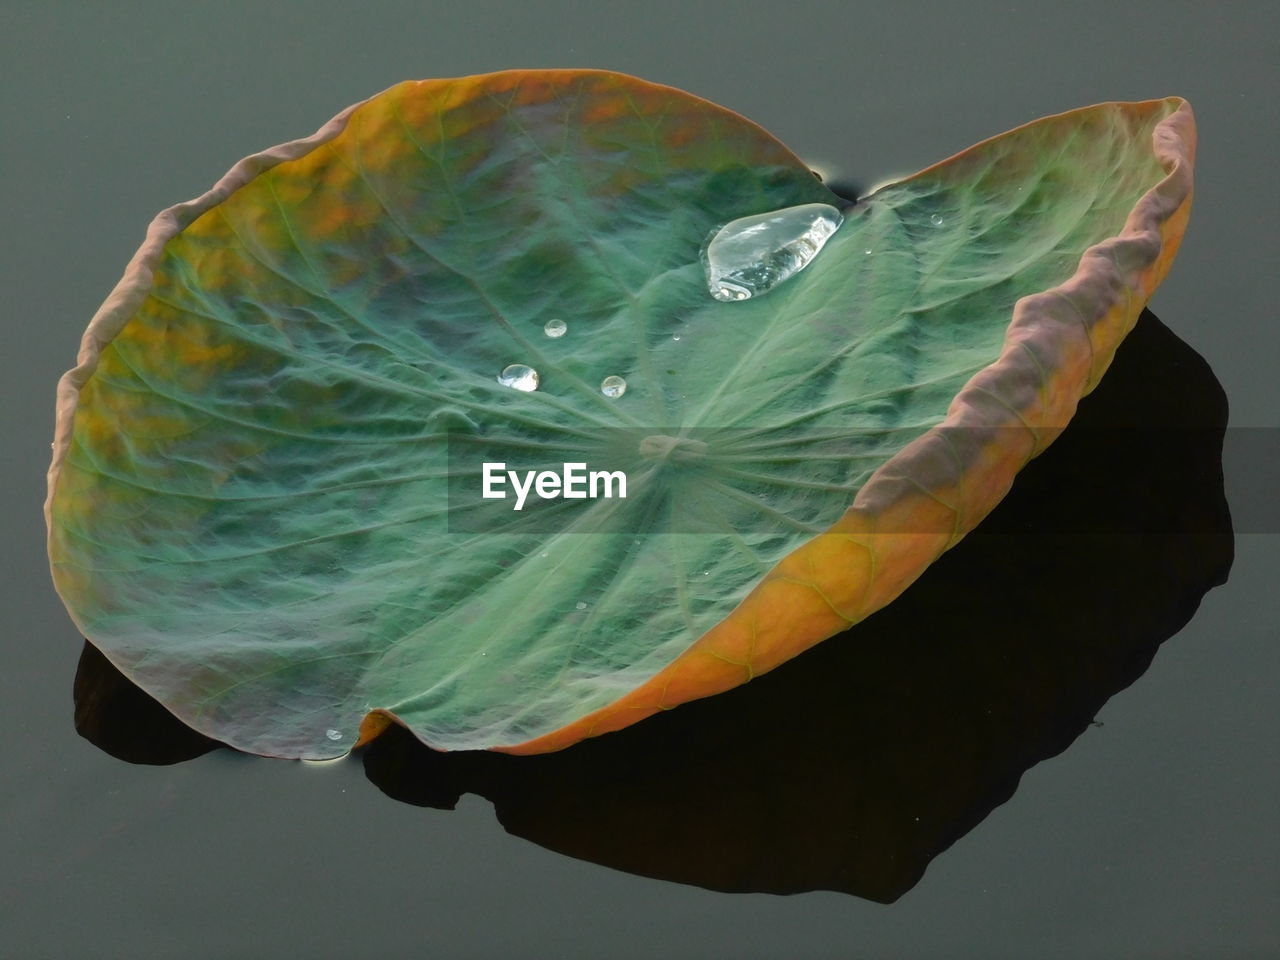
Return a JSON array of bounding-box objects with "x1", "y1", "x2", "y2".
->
[{"x1": 46, "y1": 70, "x2": 1195, "y2": 759}]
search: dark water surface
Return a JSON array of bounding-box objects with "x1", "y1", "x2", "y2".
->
[{"x1": 3, "y1": 2, "x2": 1276, "y2": 957}]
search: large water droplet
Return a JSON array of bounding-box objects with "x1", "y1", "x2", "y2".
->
[
  {"x1": 702, "y1": 202, "x2": 843, "y2": 302},
  {"x1": 929, "y1": 213, "x2": 944, "y2": 226},
  {"x1": 600, "y1": 375, "x2": 627, "y2": 398},
  {"x1": 498, "y1": 363, "x2": 540, "y2": 392},
  {"x1": 543, "y1": 318, "x2": 567, "y2": 338}
]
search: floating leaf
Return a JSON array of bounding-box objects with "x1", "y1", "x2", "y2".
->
[{"x1": 46, "y1": 70, "x2": 1195, "y2": 759}]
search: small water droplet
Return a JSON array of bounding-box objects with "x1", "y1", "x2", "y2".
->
[
  {"x1": 539, "y1": 551, "x2": 549, "y2": 558},
  {"x1": 497, "y1": 363, "x2": 539, "y2": 392},
  {"x1": 929, "y1": 213, "x2": 944, "y2": 226},
  {"x1": 702, "y1": 202, "x2": 843, "y2": 301},
  {"x1": 575, "y1": 601, "x2": 588, "y2": 610},
  {"x1": 672, "y1": 335, "x2": 681, "y2": 341},
  {"x1": 864, "y1": 248, "x2": 873, "y2": 255},
  {"x1": 543, "y1": 318, "x2": 567, "y2": 338},
  {"x1": 701, "y1": 570, "x2": 710, "y2": 577},
  {"x1": 600, "y1": 375, "x2": 627, "y2": 398},
  {"x1": 325, "y1": 729, "x2": 343, "y2": 741}
]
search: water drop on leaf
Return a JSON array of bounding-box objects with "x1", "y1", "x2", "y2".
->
[
  {"x1": 703, "y1": 202, "x2": 843, "y2": 301},
  {"x1": 498, "y1": 363, "x2": 540, "y2": 392}
]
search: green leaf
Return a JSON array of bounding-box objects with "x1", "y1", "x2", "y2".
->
[{"x1": 46, "y1": 71, "x2": 1195, "y2": 758}]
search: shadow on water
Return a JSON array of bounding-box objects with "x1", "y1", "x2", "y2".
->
[
  {"x1": 73, "y1": 643, "x2": 222, "y2": 765},
  {"x1": 74, "y1": 308, "x2": 1233, "y2": 902}
]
